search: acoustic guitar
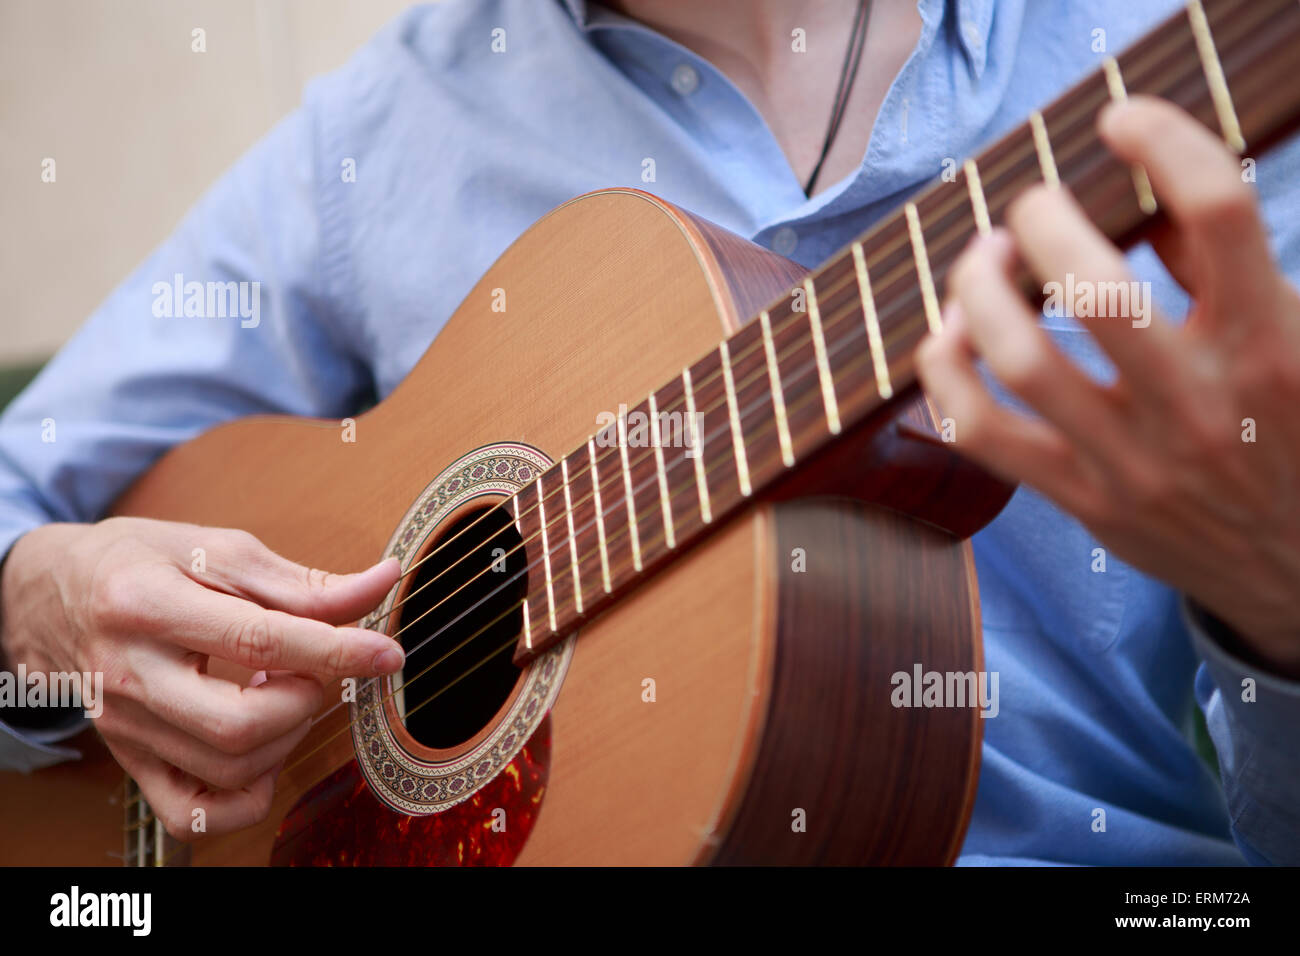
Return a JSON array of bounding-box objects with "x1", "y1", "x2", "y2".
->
[{"x1": 4, "y1": 0, "x2": 1299, "y2": 866}]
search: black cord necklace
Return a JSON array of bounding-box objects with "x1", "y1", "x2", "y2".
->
[{"x1": 803, "y1": 0, "x2": 872, "y2": 197}]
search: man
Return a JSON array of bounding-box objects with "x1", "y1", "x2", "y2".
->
[{"x1": 1, "y1": 0, "x2": 1297, "y2": 864}]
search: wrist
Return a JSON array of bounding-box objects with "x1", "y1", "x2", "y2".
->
[
  {"x1": 0, "y1": 523, "x2": 70, "y2": 677},
  {"x1": 1192, "y1": 600, "x2": 1300, "y2": 681}
]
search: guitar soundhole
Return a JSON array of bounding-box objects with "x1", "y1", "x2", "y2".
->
[{"x1": 393, "y1": 505, "x2": 527, "y2": 749}]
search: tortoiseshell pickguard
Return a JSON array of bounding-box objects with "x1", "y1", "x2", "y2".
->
[{"x1": 269, "y1": 717, "x2": 550, "y2": 866}]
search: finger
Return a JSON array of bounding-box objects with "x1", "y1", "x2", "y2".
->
[
  {"x1": 96, "y1": 692, "x2": 310, "y2": 790},
  {"x1": 129, "y1": 649, "x2": 325, "y2": 754},
  {"x1": 106, "y1": 739, "x2": 278, "y2": 843},
  {"x1": 947, "y1": 229, "x2": 1128, "y2": 461},
  {"x1": 917, "y1": 304, "x2": 1099, "y2": 515},
  {"x1": 1098, "y1": 95, "x2": 1277, "y2": 324},
  {"x1": 179, "y1": 528, "x2": 400, "y2": 625},
  {"x1": 1144, "y1": 219, "x2": 1199, "y2": 296},
  {"x1": 164, "y1": 581, "x2": 404, "y2": 678},
  {"x1": 1005, "y1": 184, "x2": 1188, "y2": 400}
]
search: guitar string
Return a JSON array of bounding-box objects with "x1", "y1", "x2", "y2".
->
[
  {"x1": 359, "y1": 19, "x2": 1223, "y2": 637},
  {"x1": 270, "y1": 311, "x2": 935, "y2": 795},
  {"x1": 360, "y1": 73, "x2": 1162, "y2": 640},
  {"x1": 151, "y1": 305, "x2": 922, "y2": 861},
  {"x1": 148, "y1": 23, "x2": 1247, "y2": 858},
  {"x1": 299, "y1": 283, "x2": 940, "y2": 737},
  {"x1": 288, "y1": 99, "x2": 1152, "y2": 762},
  {"x1": 310, "y1": 129, "x2": 1152, "y2": 738},
  {"x1": 159, "y1": 14, "x2": 1285, "y2": 864},
  {"x1": 357, "y1": 91, "x2": 1176, "y2": 671},
  {"x1": 230, "y1": 32, "x2": 1200, "y2": 764},
  {"x1": 280, "y1": 71, "x2": 1192, "y2": 785},
  {"x1": 149, "y1": 0, "x2": 1268, "y2": 858}
]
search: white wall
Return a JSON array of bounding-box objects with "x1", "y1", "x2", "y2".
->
[{"x1": 0, "y1": 0, "x2": 418, "y2": 363}]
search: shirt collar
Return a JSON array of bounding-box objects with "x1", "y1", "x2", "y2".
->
[
  {"x1": 565, "y1": 1, "x2": 995, "y2": 77},
  {"x1": 561, "y1": 0, "x2": 590, "y2": 28},
  {"x1": 952, "y1": 0, "x2": 993, "y2": 78}
]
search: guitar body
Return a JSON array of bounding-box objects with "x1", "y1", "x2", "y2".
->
[{"x1": 1, "y1": 189, "x2": 1008, "y2": 865}]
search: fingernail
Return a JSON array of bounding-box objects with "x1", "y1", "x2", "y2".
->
[
  {"x1": 372, "y1": 646, "x2": 405, "y2": 674},
  {"x1": 978, "y1": 228, "x2": 1014, "y2": 255}
]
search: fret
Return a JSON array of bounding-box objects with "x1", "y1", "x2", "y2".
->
[
  {"x1": 904, "y1": 203, "x2": 943, "y2": 336},
  {"x1": 1101, "y1": 57, "x2": 1158, "y2": 215},
  {"x1": 765, "y1": 292, "x2": 831, "y2": 462},
  {"x1": 682, "y1": 368, "x2": 712, "y2": 523},
  {"x1": 560, "y1": 457, "x2": 582, "y2": 614},
  {"x1": 587, "y1": 438, "x2": 612, "y2": 593},
  {"x1": 565, "y1": 443, "x2": 601, "y2": 610},
  {"x1": 1187, "y1": 0, "x2": 1245, "y2": 152},
  {"x1": 966, "y1": 122, "x2": 1042, "y2": 231},
  {"x1": 803, "y1": 277, "x2": 841, "y2": 435},
  {"x1": 647, "y1": 391, "x2": 676, "y2": 549},
  {"x1": 616, "y1": 410, "x2": 643, "y2": 572},
  {"x1": 510, "y1": 493, "x2": 535, "y2": 650},
  {"x1": 535, "y1": 476, "x2": 557, "y2": 632},
  {"x1": 136, "y1": 790, "x2": 147, "y2": 868},
  {"x1": 963, "y1": 159, "x2": 992, "y2": 236},
  {"x1": 848, "y1": 212, "x2": 928, "y2": 406},
  {"x1": 1208, "y1": 1, "x2": 1300, "y2": 147},
  {"x1": 540, "y1": 465, "x2": 578, "y2": 632},
  {"x1": 727, "y1": 319, "x2": 784, "y2": 489},
  {"x1": 624, "y1": 397, "x2": 669, "y2": 573},
  {"x1": 759, "y1": 310, "x2": 795, "y2": 466},
  {"x1": 851, "y1": 242, "x2": 893, "y2": 400},
  {"x1": 719, "y1": 339, "x2": 752, "y2": 497},
  {"x1": 153, "y1": 817, "x2": 164, "y2": 867},
  {"x1": 686, "y1": 348, "x2": 745, "y2": 510},
  {"x1": 652, "y1": 375, "x2": 706, "y2": 541},
  {"x1": 1028, "y1": 110, "x2": 1060, "y2": 189},
  {"x1": 803, "y1": 261, "x2": 880, "y2": 437}
]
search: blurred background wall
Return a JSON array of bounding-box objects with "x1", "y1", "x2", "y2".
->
[{"x1": 0, "y1": 0, "x2": 416, "y2": 375}]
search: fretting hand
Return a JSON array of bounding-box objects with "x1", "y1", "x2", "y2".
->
[{"x1": 917, "y1": 96, "x2": 1300, "y2": 676}]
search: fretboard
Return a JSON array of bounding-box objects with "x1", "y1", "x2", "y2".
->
[{"x1": 511, "y1": 0, "x2": 1300, "y2": 664}]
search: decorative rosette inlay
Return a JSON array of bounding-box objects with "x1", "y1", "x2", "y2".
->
[{"x1": 350, "y1": 442, "x2": 574, "y2": 815}]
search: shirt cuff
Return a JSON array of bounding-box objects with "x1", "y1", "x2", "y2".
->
[
  {"x1": 1184, "y1": 599, "x2": 1300, "y2": 751},
  {"x1": 0, "y1": 716, "x2": 84, "y2": 772},
  {"x1": 1184, "y1": 598, "x2": 1300, "y2": 865}
]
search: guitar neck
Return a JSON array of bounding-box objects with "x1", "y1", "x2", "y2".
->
[{"x1": 510, "y1": 0, "x2": 1300, "y2": 665}]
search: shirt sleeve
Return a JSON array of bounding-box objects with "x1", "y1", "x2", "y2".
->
[
  {"x1": 1186, "y1": 600, "x2": 1300, "y2": 865},
  {"x1": 0, "y1": 715, "x2": 85, "y2": 772},
  {"x1": 0, "y1": 86, "x2": 371, "y2": 770}
]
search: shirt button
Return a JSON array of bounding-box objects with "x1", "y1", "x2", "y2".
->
[
  {"x1": 963, "y1": 22, "x2": 982, "y2": 50},
  {"x1": 670, "y1": 63, "x2": 699, "y2": 96},
  {"x1": 771, "y1": 226, "x2": 798, "y2": 257}
]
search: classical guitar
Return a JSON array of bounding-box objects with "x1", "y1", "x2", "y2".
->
[{"x1": 4, "y1": 0, "x2": 1299, "y2": 866}]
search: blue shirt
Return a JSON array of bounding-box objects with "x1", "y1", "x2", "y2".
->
[{"x1": 2, "y1": 0, "x2": 1298, "y2": 865}]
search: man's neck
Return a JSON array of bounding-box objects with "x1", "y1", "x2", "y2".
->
[{"x1": 608, "y1": 0, "x2": 923, "y2": 197}]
